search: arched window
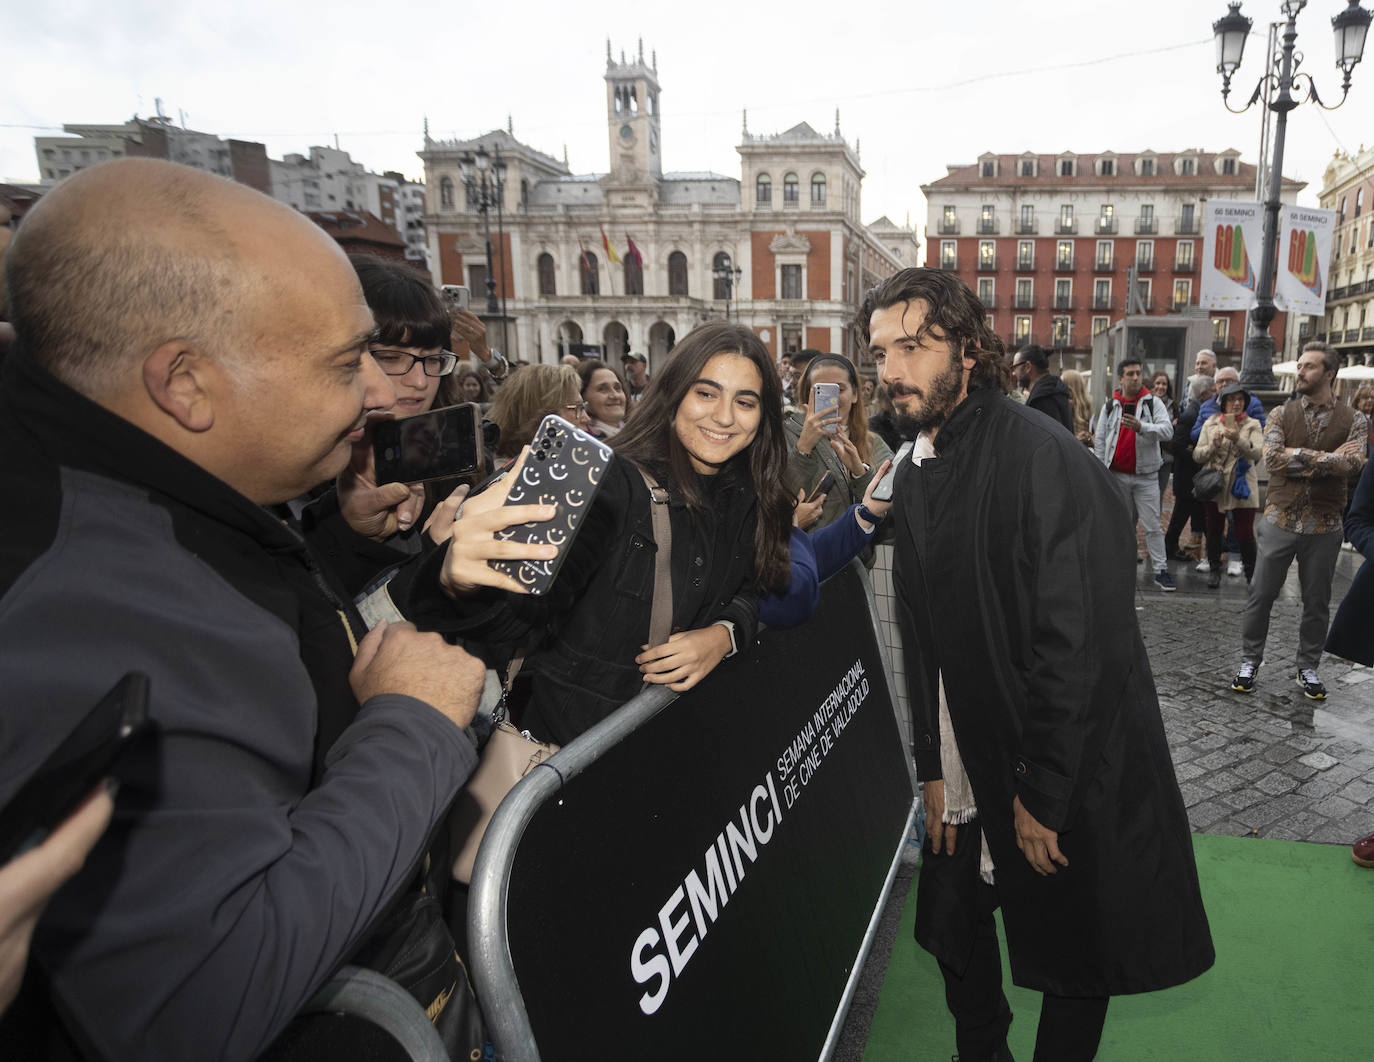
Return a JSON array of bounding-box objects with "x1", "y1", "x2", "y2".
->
[
  {"x1": 624, "y1": 254, "x2": 644, "y2": 296},
  {"x1": 581, "y1": 251, "x2": 599, "y2": 296},
  {"x1": 668, "y1": 251, "x2": 688, "y2": 296},
  {"x1": 440, "y1": 176, "x2": 454, "y2": 209},
  {"x1": 783, "y1": 173, "x2": 799, "y2": 205},
  {"x1": 712, "y1": 251, "x2": 733, "y2": 301},
  {"x1": 756, "y1": 173, "x2": 771, "y2": 205},
  {"x1": 537, "y1": 253, "x2": 556, "y2": 296},
  {"x1": 810, "y1": 172, "x2": 826, "y2": 205}
]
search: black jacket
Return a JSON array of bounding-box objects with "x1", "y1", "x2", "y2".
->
[
  {"x1": 406, "y1": 455, "x2": 759, "y2": 745},
  {"x1": 1025, "y1": 373, "x2": 1074, "y2": 433},
  {"x1": 1327, "y1": 457, "x2": 1374, "y2": 664},
  {"x1": 0, "y1": 351, "x2": 475, "y2": 1059},
  {"x1": 1171, "y1": 397, "x2": 1204, "y2": 496},
  {"x1": 892, "y1": 389, "x2": 1213, "y2": 996}
]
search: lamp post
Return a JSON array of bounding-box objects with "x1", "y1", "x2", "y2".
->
[
  {"x1": 712, "y1": 258, "x2": 743, "y2": 320},
  {"x1": 1213, "y1": 0, "x2": 1371, "y2": 388},
  {"x1": 458, "y1": 145, "x2": 507, "y2": 316}
]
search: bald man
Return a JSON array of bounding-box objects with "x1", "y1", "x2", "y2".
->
[{"x1": 0, "y1": 160, "x2": 484, "y2": 1058}]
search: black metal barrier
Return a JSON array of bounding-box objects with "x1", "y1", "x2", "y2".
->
[{"x1": 469, "y1": 560, "x2": 917, "y2": 1061}]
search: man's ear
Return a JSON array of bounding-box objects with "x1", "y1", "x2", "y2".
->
[
  {"x1": 142, "y1": 341, "x2": 215, "y2": 432},
  {"x1": 962, "y1": 345, "x2": 979, "y2": 373}
]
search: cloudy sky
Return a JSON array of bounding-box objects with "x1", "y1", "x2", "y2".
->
[{"x1": 7, "y1": 0, "x2": 1374, "y2": 228}]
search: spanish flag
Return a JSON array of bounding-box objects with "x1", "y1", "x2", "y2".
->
[{"x1": 601, "y1": 225, "x2": 622, "y2": 265}]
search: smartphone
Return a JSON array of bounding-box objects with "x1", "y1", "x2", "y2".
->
[
  {"x1": 441, "y1": 285, "x2": 471, "y2": 312},
  {"x1": 373, "y1": 403, "x2": 483, "y2": 485},
  {"x1": 0, "y1": 673, "x2": 152, "y2": 864},
  {"x1": 813, "y1": 383, "x2": 841, "y2": 435},
  {"x1": 489, "y1": 415, "x2": 614, "y2": 595},
  {"x1": 870, "y1": 442, "x2": 913, "y2": 502},
  {"x1": 806, "y1": 470, "x2": 836, "y2": 503}
]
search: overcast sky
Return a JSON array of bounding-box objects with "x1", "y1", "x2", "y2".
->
[{"x1": 8, "y1": 0, "x2": 1374, "y2": 228}]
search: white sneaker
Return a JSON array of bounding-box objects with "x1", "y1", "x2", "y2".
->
[
  {"x1": 1195, "y1": 559, "x2": 1211, "y2": 573},
  {"x1": 1227, "y1": 559, "x2": 1243, "y2": 577}
]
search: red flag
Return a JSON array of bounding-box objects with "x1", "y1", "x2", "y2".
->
[{"x1": 626, "y1": 234, "x2": 643, "y2": 268}]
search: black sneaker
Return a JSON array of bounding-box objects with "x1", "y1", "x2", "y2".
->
[
  {"x1": 1155, "y1": 569, "x2": 1177, "y2": 592},
  {"x1": 1296, "y1": 669, "x2": 1327, "y2": 700},
  {"x1": 1231, "y1": 660, "x2": 1259, "y2": 693}
]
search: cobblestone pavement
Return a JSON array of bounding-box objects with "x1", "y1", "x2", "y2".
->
[{"x1": 1135, "y1": 545, "x2": 1374, "y2": 844}]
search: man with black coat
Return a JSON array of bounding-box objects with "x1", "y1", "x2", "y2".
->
[
  {"x1": 1011, "y1": 344, "x2": 1073, "y2": 432},
  {"x1": 862, "y1": 268, "x2": 1213, "y2": 1062}
]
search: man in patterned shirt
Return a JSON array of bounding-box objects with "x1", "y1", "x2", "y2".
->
[{"x1": 1233, "y1": 342, "x2": 1368, "y2": 698}]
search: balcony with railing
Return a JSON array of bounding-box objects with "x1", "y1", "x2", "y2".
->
[
  {"x1": 976, "y1": 256, "x2": 998, "y2": 272},
  {"x1": 978, "y1": 294, "x2": 998, "y2": 310},
  {"x1": 1093, "y1": 295, "x2": 1115, "y2": 311},
  {"x1": 1015, "y1": 257, "x2": 1035, "y2": 272},
  {"x1": 1054, "y1": 255, "x2": 1074, "y2": 272},
  {"x1": 1093, "y1": 257, "x2": 1117, "y2": 273},
  {"x1": 1014, "y1": 219, "x2": 1038, "y2": 235},
  {"x1": 1007, "y1": 332, "x2": 1037, "y2": 349},
  {"x1": 1174, "y1": 217, "x2": 1200, "y2": 235},
  {"x1": 939, "y1": 256, "x2": 958, "y2": 272},
  {"x1": 1134, "y1": 218, "x2": 1157, "y2": 235},
  {"x1": 1299, "y1": 321, "x2": 1314, "y2": 339},
  {"x1": 1332, "y1": 285, "x2": 1348, "y2": 301},
  {"x1": 1174, "y1": 259, "x2": 1196, "y2": 273},
  {"x1": 1170, "y1": 297, "x2": 1192, "y2": 311},
  {"x1": 1055, "y1": 218, "x2": 1079, "y2": 235},
  {"x1": 1136, "y1": 256, "x2": 1156, "y2": 273},
  {"x1": 977, "y1": 218, "x2": 999, "y2": 235},
  {"x1": 1053, "y1": 296, "x2": 1076, "y2": 311},
  {"x1": 1364, "y1": 326, "x2": 1374, "y2": 341},
  {"x1": 937, "y1": 219, "x2": 960, "y2": 235},
  {"x1": 1095, "y1": 217, "x2": 1118, "y2": 235},
  {"x1": 1013, "y1": 295, "x2": 1036, "y2": 310}
]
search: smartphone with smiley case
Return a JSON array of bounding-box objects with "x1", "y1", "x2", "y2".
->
[{"x1": 489, "y1": 415, "x2": 614, "y2": 595}]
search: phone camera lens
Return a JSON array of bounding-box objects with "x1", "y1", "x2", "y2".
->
[{"x1": 556, "y1": 440, "x2": 564, "y2": 448}]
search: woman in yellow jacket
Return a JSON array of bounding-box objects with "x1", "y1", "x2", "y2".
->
[{"x1": 1194, "y1": 384, "x2": 1263, "y2": 587}]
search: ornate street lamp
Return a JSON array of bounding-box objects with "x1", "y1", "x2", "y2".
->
[
  {"x1": 458, "y1": 145, "x2": 508, "y2": 316},
  {"x1": 1212, "y1": 0, "x2": 1372, "y2": 389},
  {"x1": 712, "y1": 257, "x2": 743, "y2": 320}
]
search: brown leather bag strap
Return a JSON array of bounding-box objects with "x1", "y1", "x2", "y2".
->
[{"x1": 638, "y1": 467, "x2": 674, "y2": 649}]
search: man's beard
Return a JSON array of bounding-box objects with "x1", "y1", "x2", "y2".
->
[{"x1": 890, "y1": 350, "x2": 965, "y2": 439}]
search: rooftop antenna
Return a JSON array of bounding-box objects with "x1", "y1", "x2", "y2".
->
[{"x1": 423, "y1": 115, "x2": 430, "y2": 142}]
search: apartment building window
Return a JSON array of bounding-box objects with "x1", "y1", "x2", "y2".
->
[
  {"x1": 756, "y1": 173, "x2": 771, "y2": 204},
  {"x1": 1018, "y1": 240, "x2": 1034, "y2": 268},
  {"x1": 982, "y1": 159, "x2": 996, "y2": 177},
  {"x1": 978, "y1": 240, "x2": 996, "y2": 269},
  {"x1": 1097, "y1": 203, "x2": 1116, "y2": 233},
  {"x1": 1100, "y1": 158, "x2": 1114, "y2": 176},
  {"x1": 783, "y1": 173, "x2": 799, "y2": 205},
  {"x1": 1222, "y1": 157, "x2": 1236, "y2": 175},
  {"x1": 1093, "y1": 277, "x2": 1112, "y2": 309},
  {"x1": 1053, "y1": 278, "x2": 1071, "y2": 310},
  {"x1": 1018, "y1": 204, "x2": 1035, "y2": 234},
  {"x1": 1180, "y1": 158, "x2": 1195, "y2": 175},
  {"x1": 940, "y1": 204, "x2": 959, "y2": 235},
  {"x1": 1020, "y1": 159, "x2": 1035, "y2": 177},
  {"x1": 1137, "y1": 203, "x2": 1156, "y2": 234},
  {"x1": 1173, "y1": 278, "x2": 1191, "y2": 308},
  {"x1": 979, "y1": 204, "x2": 996, "y2": 234},
  {"x1": 940, "y1": 240, "x2": 958, "y2": 270},
  {"x1": 580, "y1": 253, "x2": 598, "y2": 295},
  {"x1": 1059, "y1": 158, "x2": 1074, "y2": 177},
  {"x1": 1137, "y1": 239, "x2": 1154, "y2": 270},
  {"x1": 1176, "y1": 241, "x2": 1195, "y2": 270},
  {"x1": 1212, "y1": 317, "x2": 1229, "y2": 345},
  {"x1": 1140, "y1": 157, "x2": 1155, "y2": 176},
  {"x1": 1052, "y1": 316, "x2": 1071, "y2": 345},
  {"x1": 668, "y1": 251, "x2": 688, "y2": 296},
  {"x1": 1092, "y1": 315, "x2": 1110, "y2": 336},
  {"x1": 712, "y1": 252, "x2": 733, "y2": 300},
  {"x1": 1056, "y1": 240, "x2": 1073, "y2": 269},
  {"x1": 1014, "y1": 316, "x2": 1032, "y2": 344},
  {"x1": 811, "y1": 173, "x2": 826, "y2": 205},
  {"x1": 977, "y1": 277, "x2": 994, "y2": 306},
  {"x1": 1095, "y1": 240, "x2": 1114, "y2": 269},
  {"x1": 1058, "y1": 204, "x2": 1075, "y2": 233},
  {"x1": 1015, "y1": 277, "x2": 1034, "y2": 309},
  {"x1": 537, "y1": 253, "x2": 556, "y2": 295},
  {"x1": 781, "y1": 264, "x2": 802, "y2": 299},
  {"x1": 1358, "y1": 189, "x2": 1366, "y2": 217},
  {"x1": 1179, "y1": 203, "x2": 1197, "y2": 233}
]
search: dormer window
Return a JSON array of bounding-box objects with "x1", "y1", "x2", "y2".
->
[
  {"x1": 1139, "y1": 157, "x2": 1156, "y2": 176},
  {"x1": 1180, "y1": 157, "x2": 1196, "y2": 176},
  {"x1": 1100, "y1": 158, "x2": 1115, "y2": 176},
  {"x1": 1059, "y1": 157, "x2": 1075, "y2": 177},
  {"x1": 982, "y1": 160, "x2": 996, "y2": 177},
  {"x1": 1221, "y1": 156, "x2": 1236, "y2": 175},
  {"x1": 1020, "y1": 158, "x2": 1035, "y2": 177}
]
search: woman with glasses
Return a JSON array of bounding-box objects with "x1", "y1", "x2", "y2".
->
[{"x1": 485, "y1": 364, "x2": 591, "y2": 460}]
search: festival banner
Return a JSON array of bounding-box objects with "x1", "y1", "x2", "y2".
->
[
  {"x1": 1274, "y1": 204, "x2": 1337, "y2": 316},
  {"x1": 1201, "y1": 199, "x2": 1262, "y2": 310}
]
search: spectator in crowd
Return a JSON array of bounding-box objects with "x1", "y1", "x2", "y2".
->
[
  {"x1": 1093, "y1": 357, "x2": 1176, "y2": 591},
  {"x1": 405, "y1": 322, "x2": 794, "y2": 747},
  {"x1": 1061, "y1": 369, "x2": 1095, "y2": 446},
  {"x1": 868, "y1": 382, "x2": 904, "y2": 453},
  {"x1": 449, "y1": 303, "x2": 511, "y2": 391},
  {"x1": 455, "y1": 362, "x2": 493, "y2": 410},
  {"x1": 1232, "y1": 342, "x2": 1368, "y2": 699},
  {"x1": 1153, "y1": 371, "x2": 1176, "y2": 497},
  {"x1": 1194, "y1": 348, "x2": 1217, "y2": 379},
  {"x1": 1353, "y1": 386, "x2": 1374, "y2": 456},
  {"x1": 783, "y1": 348, "x2": 821, "y2": 413},
  {"x1": 0, "y1": 158, "x2": 485, "y2": 1058},
  {"x1": 1194, "y1": 384, "x2": 1263, "y2": 588},
  {"x1": 1011, "y1": 344, "x2": 1073, "y2": 431},
  {"x1": 622, "y1": 351, "x2": 650, "y2": 402},
  {"x1": 1190, "y1": 365, "x2": 1264, "y2": 442},
  {"x1": 1165, "y1": 374, "x2": 1215, "y2": 563},
  {"x1": 860, "y1": 376, "x2": 876, "y2": 404},
  {"x1": 784, "y1": 353, "x2": 893, "y2": 555},
  {"x1": 577, "y1": 358, "x2": 628, "y2": 438},
  {"x1": 864, "y1": 267, "x2": 1212, "y2": 1062},
  {"x1": 487, "y1": 363, "x2": 590, "y2": 460}
]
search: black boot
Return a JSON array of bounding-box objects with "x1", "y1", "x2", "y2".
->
[
  {"x1": 1240, "y1": 539, "x2": 1257, "y2": 583},
  {"x1": 1206, "y1": 533, "x2": 1223, "y2": 589}
]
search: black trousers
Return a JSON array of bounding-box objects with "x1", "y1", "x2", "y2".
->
[{"x1": 923, "y1": 841, "x2": 1109, "y2": 1061}]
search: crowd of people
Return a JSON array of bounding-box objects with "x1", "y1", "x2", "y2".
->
[{"x1": 0, "y1": 159, "x2": 1370, "y2": 1061}]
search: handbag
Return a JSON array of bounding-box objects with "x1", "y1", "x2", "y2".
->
[
  {"x1": 449, "y1": 465, "x2": 674, "y2": 885},
  {"x1": 1192, "y1": 467, "x2": 1225, "y2": 501}
]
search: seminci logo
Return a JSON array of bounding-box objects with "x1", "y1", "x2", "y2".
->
[
  {"x1": 1214, "y1": 223, "x2": 1255, "y2": 289},
  {"x1": 1288, "y1": 228, "x2": 1323, "y2": 297}
]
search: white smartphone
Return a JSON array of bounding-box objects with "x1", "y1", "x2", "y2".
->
[
  {"x1": 870, "y1": 442, "x2": 913, "y2": 502},
  {"x1": 813, "y1": 382, "x2": 841, "y2": 435},
  {"x1": 441, "y1": 285, "x2": 471, "y2": 312}
]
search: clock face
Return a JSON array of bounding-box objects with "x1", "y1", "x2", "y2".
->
[{"x1": 619, "y1": 124, "x2": 633, "y2": 140}]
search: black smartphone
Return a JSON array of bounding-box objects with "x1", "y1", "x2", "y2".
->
[
  {"x1": 373, "y1": 403, "x2": 483, "y2": 485},
  {"x1": 489, "y1": 415, "x2": 614, "y2": 595},
  {"x1": 870, "y1": 442, "x2": 912, "y2": 502},
  {"x1": 0, "y1": 672, "x2": 152, "y2": 864},
  {"x1": 807, "y1": 470, "x2": 836, "y2": 503}
]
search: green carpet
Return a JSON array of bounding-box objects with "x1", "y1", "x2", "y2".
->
[{"x1": 863, "y1": 834, "x2": 1374, "y2": 1061}]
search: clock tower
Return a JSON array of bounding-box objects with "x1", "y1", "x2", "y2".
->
[{"x1": 605, "y1": 39, "x2": 661, "y2": 182}]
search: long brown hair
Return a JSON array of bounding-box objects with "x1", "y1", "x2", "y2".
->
[{"x1": 613, "y1": 322, "x2": 792, "y2": 594}]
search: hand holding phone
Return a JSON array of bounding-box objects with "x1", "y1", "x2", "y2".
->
[
  {"x1": 813, "y1": 383, "x2": 841, "y2": 436},
  {"x1": 870, "y1": 442, "x2": 912, "y2": 502},
  {"x1": 441, "y1": 285, "x2": 471, "y2": 312},
  {"x1": 373, "y1": 403, "x2": 483, "y2": 486},
  {"x1": 806, "y1": 470, "x2": 836, "y2": 503}
]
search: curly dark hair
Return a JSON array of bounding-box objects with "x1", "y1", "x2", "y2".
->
[
  {"x1": 613, "y1": 321, "x2": 792, "y2": 594},
  {"x1": 855, "y1": 268, "x2": 1009, "y2": 394}
]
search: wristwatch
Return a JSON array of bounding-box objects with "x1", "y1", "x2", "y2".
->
[
  {"x1": 483, "y1": 349, "x2": 510, "y2": 381},
  {"x1": 715, "y1": 619, "x2": 739, "y2": 658}
]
